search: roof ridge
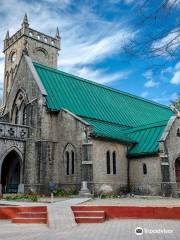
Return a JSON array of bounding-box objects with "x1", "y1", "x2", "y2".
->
[
  {"x1": 81, "y1": 116, "x2": 132, "y2": 128},
  {"x1": 33, "y1": 62, "x2": 172, "y2": 111},
  {"x1": 127, "y1": 120, "x2": 168, "y2": 133}
]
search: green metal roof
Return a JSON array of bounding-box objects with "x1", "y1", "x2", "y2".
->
[
  {"x1": 33, "y1": 62, "x2": 174, "y2": 157},
  {"x1": 82, "y1": 117, "x2": 135, "y2": 144},
  {"x1": 126, "y1": 121, "x2": 168, "y2": 157}
]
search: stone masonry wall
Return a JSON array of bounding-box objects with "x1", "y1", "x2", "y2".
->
[
  {"x1": 38, "y1": 108, "x2": 90, "y2": 193},
  {"x1": 129, "y1": 156, "x2": 162, "y2": 195},
  {"x1": 91, "y1": 138, "x2": 128, "y2": 194},
  {"x1": 165, "y1": 117, "x2": 180, "y2": 194},
  {"x1": 1, "y1": 56, "x2": 45, "y2": 193}
]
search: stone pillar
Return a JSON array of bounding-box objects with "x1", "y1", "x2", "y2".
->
[
  {"x1": 161, "y1": 158, "x2": 172, "y2": 197},
  {"x1": 18, "y1": 184, "x2": 24, "y2": 194},
  {"x1": 79, "y1": 181, "x2": 91, "y2": 197},
  {"x1": 0, "y1": 184, "x2": 2, "y2": 197}
]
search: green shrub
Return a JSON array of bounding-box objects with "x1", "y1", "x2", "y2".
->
[
  {"x1": 53, "y1": 188, "x2": 67, "y2": 197},
  {"x1": 53, "y1": 188, "x2": 78, "y2": 197},
  {"x1": 4, "y1": 194, "x2": 39, "y2": 202},
  {"x1": 99, "y1": 193, "x2": 122, "y2": 199}
]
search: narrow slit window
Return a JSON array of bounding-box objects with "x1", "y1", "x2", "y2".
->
[
  {"x1": 22, "y1": 106, "x2": 27, "y2": 125},
  {"x1": 143, "y1": 163, "x2": 147, "y2": 175},
  {"x1": 15, "y1": 107, "x2": 19, "y2": 124},
  {"x1": 71, "y1": 151, "x2": 74, "y2": 174},
  {"x1": 112, "y1": 151, "x2": 116, "y2": 175},
  {"x1": 66, "y1": 151, "x2": 69, "y2": 175},
  {"x1": 106, "y1": 151, "x2": 111, "y2": 174}
]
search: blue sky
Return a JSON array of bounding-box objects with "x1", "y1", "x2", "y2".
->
[{"x1": 0, "y1": 0, "x2": 179, "y2": 105}]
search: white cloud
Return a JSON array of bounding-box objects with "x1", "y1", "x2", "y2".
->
[
  {"x1": 151, "y1": 28, "x2": 180, "y2": 57},
  {"x1": 0, "y1": 0, "x2": 135, "y2": 94},
  {"x1": 61, "y1": 65, "x2": 130, "y2": 84},
  {"x1": 153, "y1": 92, "x2": 179, "y2": 104},
  {"x1": 168, "y1": 0, "x2": 180, "y2": 8},
  {"x1": 140, "y1": 91, "x2": 149, "y2": 98},
  {"x1": 110, "y1": 0, "x2": 135, "y2": 4},
  {"x1": 145, "y1": 80, "x2": 159, "y2": 88},
  {"x1": 143, "y1": 70, "x2": 159, "y2": 88},
  {"x1": 175, "y1": 61, "x2": 180, "y2": 70},
  {"x1": 168, "y1": 61, "x2": 180, "y2": 85},
  {"x1": 170, "y1": 71, "x2": 180, "y2": 85},
  {"x1": 60, "y1": 30, "x2": 134, "y2": 67}
]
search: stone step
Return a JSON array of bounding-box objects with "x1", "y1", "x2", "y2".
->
[
  {"x1": 17, "y1": 207, "x2": 47, "y2": 213},
  {"x1": 74, "y1": 211, "x2": 105, "y2": 217},
  {"x1": 75, "y1": 216, "x2": 105, "y2": 223},
  {"x1": 16, "y1": 212, "x2": 47, "y2": 218},
  {"x1": 12, "y1": 217, "x2": 47, "y2": 224}
]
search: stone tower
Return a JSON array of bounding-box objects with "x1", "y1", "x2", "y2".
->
[{"x1": 3, "y1": 13, "x2": 60, "y2": 102}]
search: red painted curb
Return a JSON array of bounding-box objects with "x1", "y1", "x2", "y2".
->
[{"x1": 71, "y1": 206, "x2": 180, "y2": 220}]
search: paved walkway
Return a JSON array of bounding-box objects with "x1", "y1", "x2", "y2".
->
[
  {"x1": 0, "y1": 219, "x2": 179, "y2": 240},
  {"x1": 47, "y1": 198, "x2": 90, "y2": 230},
  {"x1": 0, "y1": 198, "x2": 91, "y2": 231},
  {"x1": 0, "y1": 197, "x2": 180, "y2": 239},
  {"x1": 82, "y1": 197, "x2": 180, "y2": 206}
]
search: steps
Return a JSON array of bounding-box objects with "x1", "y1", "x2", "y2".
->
[
  {"x1": 11, "y1": 206, "x2": 48, "y2": 224},
  {"x1": 72, "y1": 209, "x2": 105, "y2": 223}
]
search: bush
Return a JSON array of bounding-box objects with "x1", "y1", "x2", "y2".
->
[
  {"x1": 4, "y1": 194, "x2": 39, "y2": 202},
  {"x1": 53, "y1": 188, "x2": 67, "y2": 197},
  {"x1": 99, "y1": 193, "x2": 122, "y2": 199},
  {"x1": 53, "y1": 188, "x2": 78, "y2": 197}
]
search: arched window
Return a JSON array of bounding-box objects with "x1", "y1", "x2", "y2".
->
[
  {"x1": 71, "y1": 150, "x2": 75, "y2": 174},
  {"x1": 11, "y1": 52, "x2": 16, "y2": 63},
  {"x1": 177, "y1": 128, "x2": 180, "y2": 137},
  {"x1": 143, "y1": 163, "x2": 147, "y2": 175},
  {"x1": 22, "y1": 106, "x2": 27, "y2": 125},
  {"x1": 14, "y1": 106, "x2": 19, "y2": 124},
  {"x1": 106, "y1": 151, "x2": 111, "y2": 174},
  {"x1": 64, "y1": 144, "x2": 76, "y2": 176},
  {"x1": 11, "y1": 90, "x2": 28, "y2": 125},
  {"x1": 66, "y1": 151, "x2": 70, "y2": 175},
  {"x1": 112, "y1": 151, "x2": 116, "y2": 175},
  {"x1": 35, "y1": 47, "x2": 48, "y2": 57}
]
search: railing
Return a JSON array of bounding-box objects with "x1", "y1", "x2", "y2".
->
[{"x1": 0, "y1": 122, "x2": 29, "y2": 140}]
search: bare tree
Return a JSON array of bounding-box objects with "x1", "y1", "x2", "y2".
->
[
  {"x1": 123, "y1": 0, "x2": 180, "y2": 64},
  {"x1": 171, "y1": 95, "x2": 180, "y2": 110}
]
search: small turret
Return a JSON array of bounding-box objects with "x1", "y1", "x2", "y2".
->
[
  {"x1": 21, "y1": 13, "x2": 29, "y2": 28},
  {"x1": 55, "y1": 27, "x2": 60, "y2": 39},
  {"x1": 5, "y1": 30, "x2": 10, "y2": 40}
]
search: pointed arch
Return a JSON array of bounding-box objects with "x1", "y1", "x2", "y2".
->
[
  {"x1": 8, "y1": 49, "x2": 17, "y2": 62},
  {"x1": 11, "y1": 88, "x2": 28, "y2": 124},
  {"x1": 63, "y1": 143, "x2": 76, "y2": 175},
  {"x1": 0, "y1": 146, "x2": 23, "y2": 192},
  {"x1": 34, "y1": 47, "x2": 48, "y2": 57}
]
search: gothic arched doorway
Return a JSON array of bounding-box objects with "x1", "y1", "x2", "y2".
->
[
  {"x1": 1, "y1": 150, "x2": 22, "y2": 193},
  {"x1": 175, "y1": 157, "x2": 180, "y2": 190}
]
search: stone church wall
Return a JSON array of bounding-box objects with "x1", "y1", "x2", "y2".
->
[
  {"x1": 164, "y1": 117, "x2": 180, "y2": 194},
  {"x1": 38, "y1": 108, "x2": 90, "y2": 193},
  {"x1": 129, "y1": 156, "x2": 162, "y2": 195},
  {"x1": 91, "y1": 138, "x2": 128, "y2": 194},
  {"x1": 1, "y1": 56, "x2": 46, "y2": 193}
]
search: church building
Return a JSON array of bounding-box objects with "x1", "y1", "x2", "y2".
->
[{"x1": 0, "y1": 15, "x2": 180, "y2": 196}]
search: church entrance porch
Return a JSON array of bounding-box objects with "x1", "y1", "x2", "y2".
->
[
  {"x1": 1, "y1": 150, "x2": 22, "y2": 193},
  {"x1": 175, "y1": 157, "x2": 180, "y2": 190}
]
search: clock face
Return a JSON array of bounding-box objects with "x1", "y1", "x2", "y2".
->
[{"x1": 11, "y1": 52, "x2": 16, "y2": 62}]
